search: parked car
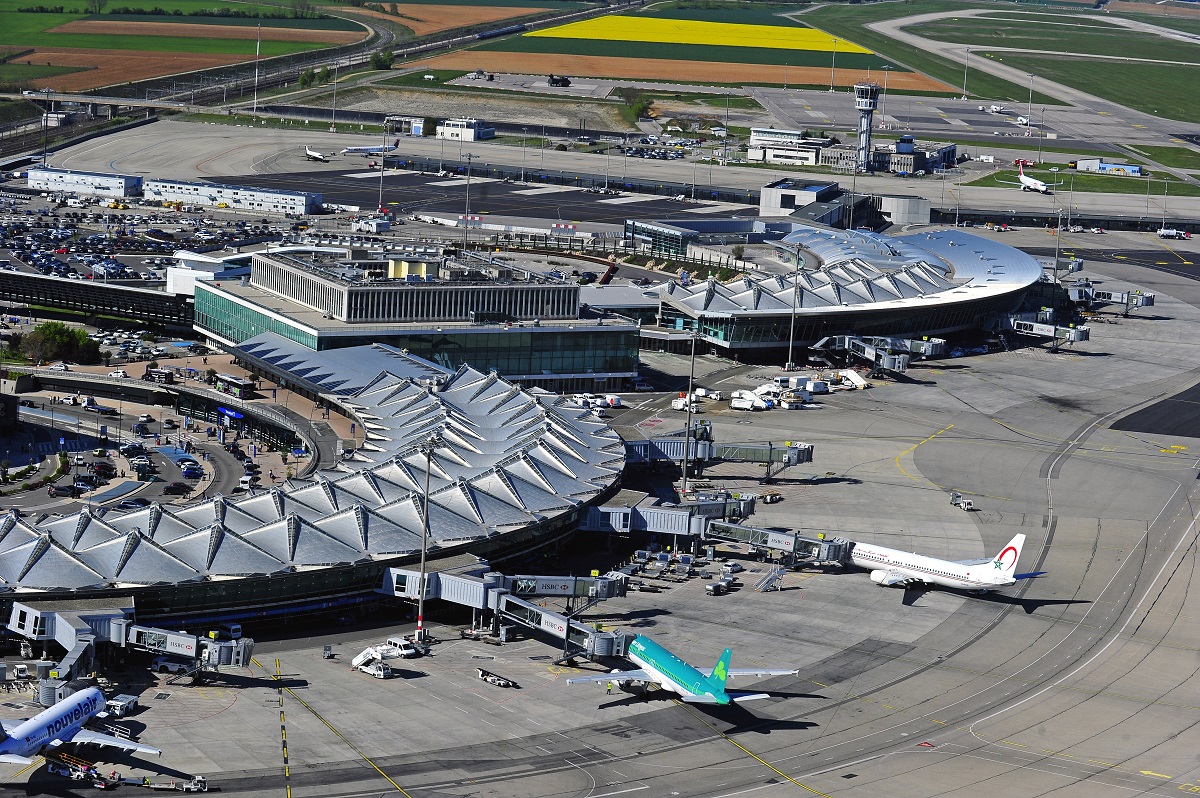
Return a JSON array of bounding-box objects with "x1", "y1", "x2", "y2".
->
[
  {"x1": 48, "y1": 363, "x2": 70, "y2": 371},
  {"x1": 137, "y1": 413, "x2": 154, "y2": 423},
  {"x1": 92, "y1": 448, "x2": 108, "y2": 457},
  {"x1": 162, "y1": 419, "x2": 179, "y2": 430},
  {"x1": 163, "y1": 481, "x2": 190, "y2": 495},
  {"x1": 151, "y1": 656, "x2": 190, "y2": 674},
  {"x1": 116, "y1": 498, "x2": 152, "y2": 511},
  {"x1": 48, "y1": 484, "x2": 80, "y2": 498},
  {"x1": 108, "y1": 369, "x2": 129, "y2": 378}
]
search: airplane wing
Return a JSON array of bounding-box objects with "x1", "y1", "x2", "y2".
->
[
  {"x1": 699, "y1": 668, "x2": 798, "y2": 678},
  {"x1": 0, "y1": 753, "x2": 34, "y2": 765},
  {"x1": 954, "y1": 557, "x2": 992, "y2": 566},
  {"x1": 66, "y1": 728, "x2": 162, "y2": 757},
  {"x1": 566, "y1": 670, "x2": 651, "y2": 685}
]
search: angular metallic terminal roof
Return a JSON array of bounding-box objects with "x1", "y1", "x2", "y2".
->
[
  {"x1": 0, "y1": 345, "x2": 624, "y2": 591},
  {"x1": 653, "y1": 227, "x2": 1043, "y2": 317}
]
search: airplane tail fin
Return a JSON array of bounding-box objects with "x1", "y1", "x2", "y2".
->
[
  {"x1": 709, "y1": 648, "x2": 733, "y2": 692},
  {"x1": 992, "y1": 534, "x2": 1026, "y2": 577}
]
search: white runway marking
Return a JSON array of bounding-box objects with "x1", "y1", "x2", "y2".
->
[
  {"x1": 597, "y1": 195, "x2": 661, "y2": 204},
  {"x1": 428, "y1": 177, "x2": 502, "y2": 187},
  {"x1": 512, "y1": 186, "x2": 581, "y2": 195}
]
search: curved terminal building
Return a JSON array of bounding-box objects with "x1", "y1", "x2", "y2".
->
[
  {"x1": 634, "y1": 227, "x2": 1047, "y2": 356},
  {"x1": 0, "y1": 345, "x2": 624, "y2": 622}
]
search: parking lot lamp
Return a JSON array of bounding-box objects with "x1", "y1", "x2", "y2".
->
[
  {"x1": 962, "y1": 48, "x2": 970, "y2": 98},
  {"x1": 681, "y1": 332, "x2": 698, "y2": 497},
  {"x1": 462, "y1": 152, "x2": 475, "y2": 252},
  {"x1": 415, "y1": 435, "x2": 441, "y2": 644},
  {"x1": 830, "y1": 38, "x2": 838, "y2": 92},
  {"x1": 521, "y1": 127, "x2": 527, "y2": 183},
  {"x1": 785, "y1": 244, "x2": 801, "y2": 371}
]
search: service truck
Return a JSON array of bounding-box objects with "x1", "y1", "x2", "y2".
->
[{"x1": 1157, "y1": 228, "x2": 1191, "y2": 240}]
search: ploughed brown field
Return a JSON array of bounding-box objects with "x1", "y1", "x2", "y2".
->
[
  {"x1": 418, "y1": 51, "x2": 956, "y2": 91},
  {"x1": 330, "y1": 4, "x2": 542, "y2": 36},
  {"x1": 18, "y1": 49, "x2": 256, "y2": 91},
  {"x1": 47, "y1": 19, "x2": 365, "y2": 43}
]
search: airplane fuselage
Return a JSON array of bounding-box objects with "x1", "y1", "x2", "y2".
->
[
  {"x1": 850, "y1": 543, "x2": 1015, "y2": 590},
  {"x1": 1, "y1": 687, "x2": 103, "y2": 760},
  {"x1": 627, "y1": 638, "x2": 725, "y2": 703}
]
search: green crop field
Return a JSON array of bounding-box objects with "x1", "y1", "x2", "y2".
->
[
  {"x1": 0, "y1": 62, "x2": 81, "y2": 81},
  {"x1": 975, "y1": 53, "x2": 1200, "y2": 121},
  {"x1": 473, "y1": 34, "x2": 897, "y2": 70},
  {"x1": 967, "y1": 168, "x2": 1200, "y2": 196},
  {"x1": 638, "y1": 2, "x2": 810, "y2": 28},
  {"x1": 800, "y1": 0, "x2": 1063, "y2": 104},
  {"x1": 99, "y1": 13, "x2": 364, "y2": 30},
  {"x1": 909, "y1": 14, "x2": 1200, "y2": 63},
  {"x1": 1125, "y1": 145, "x2": 1200, "y2": 170},
  {"x1": 347, "y1": 0, "x2": 587, "y2": 5}
]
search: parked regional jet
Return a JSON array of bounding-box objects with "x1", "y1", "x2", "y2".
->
[
  {"x1": 0, "y1": 687, "x2": 160, "y2": 765},
  {"x1": 850, "y1": 533, "x2": 1029, "y2": 592},
  {"x1": 341, "y1": 139, "x2": 401, "y2": 156},
  {"x1": 999, "y1": 164, "x2": 1062, "y2": 194},
  {"x1": 304, "y1": 146, "x2": 331, "y2": 162},
  {"x1": 566, "y1": 634, "x2": 797, "y2": 705}
]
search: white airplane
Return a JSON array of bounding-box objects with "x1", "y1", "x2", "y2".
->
[
  {"x1": 997, "y1": 163, "x2": 1062, "y2": 194},
  {"x1": 850, "y1": 533, "x2": 1030, "y2": 592},
  {"x1": 303, "y1": 146, "x2": 331, "y2": 162},
  {"x1": 566, "y1": 634, "x2": 797, "y2": 705},
  {"x1": 341, "y1": 139, "x2": 401, "y2": 156},
  {"x1": 0, "y1": 686, "x2": 160, "y2": 765}
]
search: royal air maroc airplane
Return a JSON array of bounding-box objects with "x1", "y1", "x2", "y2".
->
[
  {"x1": 998, "y1": 163, "x2": 1063, "y2": 194},
  {"x1": 0, "y1": 687, "x2": 161, "y2": 765},
  {"x1": 566, "y1": 635, "x2": 797, "y2": 704},
  {"x1": 850, "y1": 533, "x2": 1032, "y2": 592}
]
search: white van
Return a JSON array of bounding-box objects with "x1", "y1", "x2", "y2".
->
[
  {"x1": 385, "y1": 636, "x2": 421, "y2": 658},
  {"x1": 238, "y1": 474, "x2": 259, "y2": 490}
]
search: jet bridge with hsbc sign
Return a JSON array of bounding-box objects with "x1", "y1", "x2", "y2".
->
[
  {"x1": 705, "y1": 520, "x2": 850, "y2": 563},
  {"x1": 380, "y1": 567, "x2": 630, "y2": 659},
  {"x1": 623, "y1": 422, "x2": 814, "y2": 479}
]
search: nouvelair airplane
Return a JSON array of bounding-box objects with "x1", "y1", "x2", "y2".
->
[
  {"x1": 566, "y1": 634, "x2": 797, "y2": 705},
  {"x1": 0, "y1": 686, "x2": 160, "y2": 765},
  {"x1": 850, "y1": 533, "x2": 1029, "y2": 592}
]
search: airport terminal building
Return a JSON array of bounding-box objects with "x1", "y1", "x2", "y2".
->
[{"x1": 193, "y1": 250, "x2": 639, "y2": 392}]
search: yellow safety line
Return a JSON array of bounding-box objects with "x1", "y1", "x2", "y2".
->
[
  {"x1": 894, "y1": 423, "x2": 954, "y2": 482},
  {"x1": 252, "y1": 657, "x2": 414, "y2": 798},
  {"x1": 675, "y1": 700, "x2": 834, "y2": 798}
]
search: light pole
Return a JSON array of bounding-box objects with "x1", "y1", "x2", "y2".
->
[
  {"x1": 1027, "y1": 74, "x2": 1034, "y2": 125},
  {"x1": 329, "y1": 61, "x2": 338, "y2": 133},
  {"x1": 880, "y1": 66, "x2": 892, "y2": 127},
  {"x1": 962, "y1": 47, "x2": 970, "y2": 98},
  {"x1": 1162, "y1": 177, "x2": 1170, "y2": 229},
  {"x1": 377, "y1": 123, "x2": 387, "y2": 213},
  {"x1": 680, "y1": 333, "x2": 698, "y2": 497},
  {"x1": 41, "y1": 88, "x2": 52, "y2": 167},
  {"x1": 1038, "y1": 106, "x2": 1045, "y2": 162},
  {"x1": 415, "y1": 435, "x2": 441, "y2": 644},
  {"x1": 829, "y1": 38, "x2": 838, "y2": 92},
  {"x1": 521, "y1": 127, "x2": 527, "y2": 183},
  {"x1": 462, "y1": 152, "x2": 475, "y2": 252},
  {"x1": 785, "y1": 244, "x2": 801, "y2": 370},
  {"x1": 438, "y1": 135, "x2": 444, "y2": 173}
]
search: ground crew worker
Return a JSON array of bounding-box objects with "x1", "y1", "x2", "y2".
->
[{"x1": 606, "y1": 681, "x2": 613, "y2": 695}]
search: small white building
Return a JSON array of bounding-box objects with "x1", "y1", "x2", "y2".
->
[
  {"x1": 27, "y1": 167, "x2": 142, "y2": 198},
  {"x1": 144, "y1": 179, "x2": 322, "y2": 215},
  {"x1": 435, "y1": 118, "x2": 496, "y2": 142}
]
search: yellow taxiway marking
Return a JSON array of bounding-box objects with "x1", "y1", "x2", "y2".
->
[
  {"x1": 894, "y1": 423, "x2": 954, "y2": 482},
  {"x1": 1141, "y1": 770, "x2": 1171, "y2": 779},
  {"x1": 254, "y1": 657, "x2": 415, "y2": 798}
]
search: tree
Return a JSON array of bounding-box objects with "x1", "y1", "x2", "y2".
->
[
  {"x1": 370, "y1": 49, "x2": 394, "y2": 70},
  {"x1": 85, "y1": 0, "x2": 107, "y2": 12},
  {"x1": 731, "y1": 245, "x2": 745, "y2": 260},
  {"x1": 298, "y1": 68, "x2": 316, "y2": 89}
]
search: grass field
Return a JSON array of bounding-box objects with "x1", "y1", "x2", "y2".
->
[
  {"x1": 0, "y1": 62, "x2": 82, "y2": 81},
  {"x1": 908, "y1": 14, "x2": 1200, "y2": 63},
  {"x1": 967, "y1": 168, "x2": 1200, "y2": 196},
  {"x1": 800, "y1": 0, "x2": 1063, "y2": 104},
  {"x1": 382, "y1": 69, "x2": 467, "y2": 86},
  {"x1": 1124, "y1": 145, "x2": 1200, "y2": 169},
  {"x1": 638, "y1": 2, "x2": 810, "y2": 27},
  {"x1": 100, "y1": 13, "x2": 364, "y2": 30},
  {"x1": 975, "y1": 53, "x2": 1200, "y2": 121}
]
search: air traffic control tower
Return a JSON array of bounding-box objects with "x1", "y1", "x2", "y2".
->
[{"x1": 854, "y1": 82, "x2": 882, "y2": 171}]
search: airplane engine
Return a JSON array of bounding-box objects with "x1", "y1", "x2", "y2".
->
[{"x1": 869, "y1": 570, "x2": 890, "y2": 585}]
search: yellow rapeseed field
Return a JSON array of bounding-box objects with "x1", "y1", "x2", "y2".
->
[{"x1": 526, "y1": 16, "x2": 870, "y2": 52}]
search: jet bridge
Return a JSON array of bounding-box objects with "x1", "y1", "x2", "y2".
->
[
  {"x1": 1068, "y1": 279, "x2": 1155, "y2": 316},
  {"x1": 810, "y1": 335, "x2": 946, "y2": 376},
  {"x1": 624, "y1": 421, "x2": 814, "y2": 477},
  {"x1": 1003, "y1": 309, "x2": 1089, "y2": 349},
  {"x1": 494, "y1": 593, "x2": 631, "y2": 662},
  {"x1": 705, "y1": 520, "x2": 851, "y2": 563}
]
